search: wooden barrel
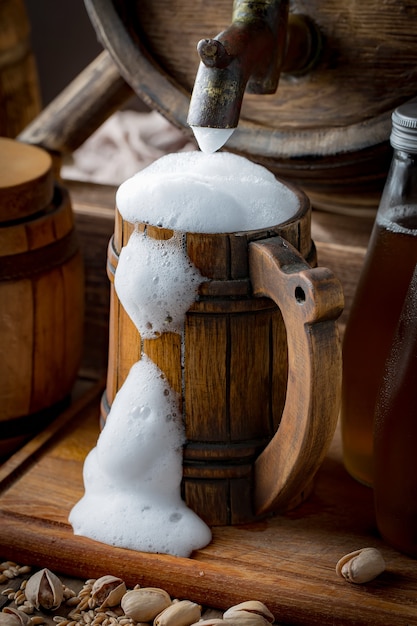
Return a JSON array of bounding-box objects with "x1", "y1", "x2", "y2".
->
[
  {"x1": 0, "y1": 0, "x2": 41, "y2": 137},
  {"x1": 101, "y1": 185, "x2": 324, "y2": 526},
  {"x1": 0, "y1": 139, "x2": 84, "y2": 460},
  {"x1": 84, "y1": 0, "x2": 417, "y2": 213}
]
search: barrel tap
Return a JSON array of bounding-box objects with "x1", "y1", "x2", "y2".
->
[{"x1": 187, "y1": 0, "x2": 322, "y2": 140}]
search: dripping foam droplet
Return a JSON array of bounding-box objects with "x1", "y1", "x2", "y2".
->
[{"x1": 191, "y1": 126, "x2": 235, "y2": 153}]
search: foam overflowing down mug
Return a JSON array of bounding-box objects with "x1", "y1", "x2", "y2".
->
[{"x1": 102, "y1": 152, "x2": 344, "y2": 526}]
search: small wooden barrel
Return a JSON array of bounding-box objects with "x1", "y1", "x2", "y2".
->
[
  {"x1": 0, "y1": 0, "x2": 41, "y2": 137},
  {"x1": 102, "y1": 185, "x2": 322, "y2": 526},
  {"x1": 0, "y1": 139, "x2": 84, "y2": 460},
  {"x1": 85, "y1": 0, "x2": 417, "y2": 212}
]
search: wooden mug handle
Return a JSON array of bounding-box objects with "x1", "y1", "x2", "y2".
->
[{"x1": 249, "y1": 235, "x2": 344, "y2": 516}]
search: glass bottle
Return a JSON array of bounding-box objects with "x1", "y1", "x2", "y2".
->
[
  {"x1": 341, "y1": 100, "x2": 417, "y2": 486},
  {"x1": 373, "y1": 262, "x2": 417, "y2": 557}
]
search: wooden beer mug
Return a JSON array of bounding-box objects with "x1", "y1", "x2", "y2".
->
[{"x1": 102, "y1": 182, "x2": 343, "y2": 526}]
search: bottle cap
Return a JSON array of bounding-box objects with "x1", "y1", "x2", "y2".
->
[{"x1": 391, "y1": 100, "x2": 417, "y2": 152}]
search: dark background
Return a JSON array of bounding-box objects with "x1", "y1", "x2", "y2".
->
[{"x1": 25, "y1": 0, "x2": 103, "y2": 106}]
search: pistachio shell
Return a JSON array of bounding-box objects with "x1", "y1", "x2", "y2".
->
[
  {"x1": 222, "y1": 615, "x2": 271, "y2": 626},
  {"x1": 189, "y1": 620, "x2": 224, "y2": 626},
  {"x1": 336, "y1": 547, "x2": 386, "y2": 584},
  {"x1": 224, "y1": 602, "x2": 274, "y2": 623},
  {"x1": 1, "y1": 608, "x2": 31, "y2": 626},
  {"x1": 121, "y1": 588, "x2": 171, "y2": 622},
  {"x1": 92, "y1": 575, "x2": 127, "y2": 608},
  {"x1": 0, "y1": 613, "x2": 21, "y2": 626},
  {"x1": 154, "y1": 600, "x2": 201, "y2": 626},
  {"x1": 25, "y1": 568, "x2": 64, "y2": 610}
]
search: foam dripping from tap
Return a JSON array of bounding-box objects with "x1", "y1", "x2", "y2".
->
[{"x1": 191, "y1": 126, "x2": 235, "y2": 153}]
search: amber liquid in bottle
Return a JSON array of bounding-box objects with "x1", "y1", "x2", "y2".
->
[
  {"x1": 341, "y1": 207, "x2": 417, "y2": 486},
  {"x1": 374, "y1": 261, "x2": 417, "y2": 558}
]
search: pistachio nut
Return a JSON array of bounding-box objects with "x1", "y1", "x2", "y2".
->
[
  {"x1": 223, "y1": 602, "x2": 274, "y2": 623},
  {"x1": 121, "y1": 588, "x2": 171, "y2": 622},
  {"x1": 25, "y1": 568, "x2": 64, "y2": 610},
  {"x1": 191, "y1": 617, "x2": 223, "y2": 626},
  {"x1": 0, "y1": 608, "x2": 31, "y2": 626},
  {"x1": 91, "y1": 575, "x2": 127, "y2": 608},
  {"x1": 222, "y1": 614, "x2": 272, "y2": 626},
  {"x1": 336, "y1": 547, "x2": 386, "y2": 584},
  {"x1": 154, "y1": 600, "x2": 201, "y2": 626}
]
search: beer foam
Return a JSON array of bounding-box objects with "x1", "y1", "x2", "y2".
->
[
  {"x1": 191, "y1": 126, "x2": 235, "y2": 154},
  {"x1": 115, "y1": 230, "x2": 206, "y2": 339},
  {"x1": 116, "y1": 151, "x2": 299, "y2": 233},
  {"x1": 69, "y1": 356, "x2": 212, "y2": 557}
]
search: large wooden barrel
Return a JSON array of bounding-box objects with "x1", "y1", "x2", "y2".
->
[
  {"x1": 101, "y1": 186, "x2": 333, "y2": 526},
  {"x1": 0, "y1": 0, "x2": 41, "y2": 137},
  {"x1": 84, "y1": 0, "x2": 417, "y2": 213},
  {"x1": 0, "y1": 139, "x2": 84, "y2": 460}
]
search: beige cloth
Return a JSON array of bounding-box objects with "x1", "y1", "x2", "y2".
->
[{"x1": 62, "y1": 110, "x2": 197, "y2": 186}]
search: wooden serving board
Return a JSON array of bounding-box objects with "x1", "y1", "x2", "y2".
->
[{"x1": 1, "y1": 382, "x2": 416, "y2": 626}]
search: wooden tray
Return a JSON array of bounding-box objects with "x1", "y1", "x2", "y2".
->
[{"x1": 1, "y1": 381, "x2": 416, "y2": 626}]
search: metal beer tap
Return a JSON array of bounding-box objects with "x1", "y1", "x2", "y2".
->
[{"x1": 187, "y1": 0, "x2": 322, "y2": 132}]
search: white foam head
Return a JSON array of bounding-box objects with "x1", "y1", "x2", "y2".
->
[{"x1": 116, "y1": 151, "x2": 299, "y2": 233}]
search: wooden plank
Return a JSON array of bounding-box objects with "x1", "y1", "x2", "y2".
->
[
  {"x1": 0, "y1": 386, "x2": 416, "y2": 626},
  {"x1": 18, "y1": 51, "x2": 133, "y2": 155}
]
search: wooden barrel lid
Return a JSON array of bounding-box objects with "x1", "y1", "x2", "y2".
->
[
  {"x1": 85, "y1": 0, "x2": 417, "y2": 211},
  {"x1": 0, "y1": 138, "x2": 54, "y2": 222}
]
